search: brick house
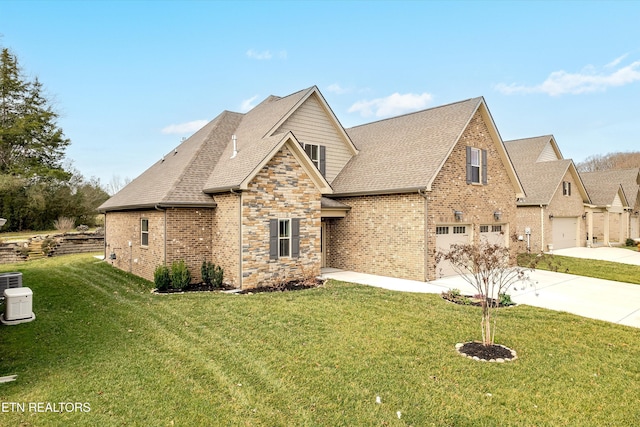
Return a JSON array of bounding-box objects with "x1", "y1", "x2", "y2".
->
[
  {"x1": 99, "y1": 86, "x2": 524, "y2": 287},
  {"x1": 504, "y1": 136, "x2": 591, "y2": 252},
  {"x1": 580, "y1": 168, "x2": 640, "y2": 244}
]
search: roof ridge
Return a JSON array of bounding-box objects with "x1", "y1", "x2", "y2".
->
[
  {"x1": 346, "y1": 96, "x2": 482, "y2": 130},
  {"x1": 504, "y1": 134, "x2": 553, "y2": 144}
]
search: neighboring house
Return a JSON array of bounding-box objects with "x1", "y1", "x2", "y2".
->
[
  {"x1": 99, "y1": 86, "x2": 524, "y2": 287},
  {"x1": 504, "y1": 135, "x2": 591, "y2": 252},
  {"x1": 580, "y1": 168, "x2": 640, "y2": 244}
]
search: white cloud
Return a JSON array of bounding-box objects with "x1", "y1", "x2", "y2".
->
[
  {"x1": 496, "y1": 58, "x2": 640, "y2": 96},
  {"x1": 348, "y1": 92, "x2": 434, "y2": 118},
  {"x1": 240, "y1": 95, "x2": 259, "y2": 112},
  {"x1": 327, "y1": 83, "x2": 349, "y2": 94},
  {"x1": 605, "y1": 53, "x2": 628, "y2": 68},
  {"x1": 246, "y1": 49, "x2": 287, "y2": 60},
  {"x1": 161, "y1": 120, "x2": 208, "y2": 135}
]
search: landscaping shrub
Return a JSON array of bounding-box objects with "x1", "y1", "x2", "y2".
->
[
  {"x1": 41, "y1": 237, "x2": 58, "y2": 256},
  {"x1": 201, "y1": 260, "x2": 224, "y2": 288},
  {"x1": 626, "y1": 238, "x2": 636, "y2": 247},
  {"x1": 170, "y1": 260, "x2": 191, "y2": 289},
  {"x1": 154, "y1": 265, "x2": 171, "y2": 291},
  {"x1": 53, "y1": 216, "x2": 75, "y2": 232}
]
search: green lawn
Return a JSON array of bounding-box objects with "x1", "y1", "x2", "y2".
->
[
  {"x1": 1, "y1": 255, "x2": 639, "y2": 426},
  {"x1": 519, "y1": 253, "x2": 640, "y2": 285}
]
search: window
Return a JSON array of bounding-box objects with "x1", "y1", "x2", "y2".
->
[
  {"x1": 480, "y1": 225, "x2": 489, "y2": 233},
  {"x1": 269, "y1": 218, "x2": 300, "y2": 259},
  {"x1": 491, "y1": 225, "x2": 502, "y2": 233},
  {"x1": 302, "y1": 143, "x2": 326, "y2": 177},
  {"x1": 141, "y1": 219, "x2": 149, "y2": 246},
  {"x1": 466, "y1": 146, "x2": 487, "y2": 185},
  {"x1": 453, "y1": 226, "x2": 466, "y2": 234},
  {"x1": 436, "y1": 226, "x2": 449, "y2": 235},
  {"x1": 278, "y1": 219, "x2": 291, "y2": 257},
  {"x1": 563, "y1": 181, "x2": 571, "y2": 196}
]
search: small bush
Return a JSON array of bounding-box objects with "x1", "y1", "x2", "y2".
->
[
  {"x1": 626, "y1": 238, "x2": 636, "y2": 247},
  {"x1": 154, "y1": 265, "x2": 171, "y2": 291},
  {"x1": 201, "y1": 260, "x2": 224, "y2": 288},
  {"x1": 170, "y1": 260, "x2": 191, "y2": 289},
  {"x1": 76, "y1": 224, "x2": 89, "y2": 233},
  {"x1": 41, "y1": 237, "x2": 58, "y2": 256},
  {"x1": 53, "y1": 216, "x2": 75, "y2": 232}
]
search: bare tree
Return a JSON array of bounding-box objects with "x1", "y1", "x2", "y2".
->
[
  {"x1": 436, "y1": 242, "x2": 533, "y2": 347},
  {"x1": 577, "y1": 151, "x2": 640, "y2": 172},
  {"x1": 106, "y1": 175, "x2": 131, "y2": 195}
]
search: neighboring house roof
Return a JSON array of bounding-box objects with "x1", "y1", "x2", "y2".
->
[
  {"x1": 505, "y1": 136, "x2": 590, "y2": 205},
  {"x1": 332, "y1": 97, "x2": 524, "y2": 197},
  {"x1": 580, "y1": 168, "x2": 639, "y2": 207}
]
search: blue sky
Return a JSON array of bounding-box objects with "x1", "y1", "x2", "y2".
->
[{"x1": 1, "y1": 1, "x2": 639, "y2": 187}]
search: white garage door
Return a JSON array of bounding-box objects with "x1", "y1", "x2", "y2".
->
[
  {"x1": 480, "y1": 224, "x2": 505, "y2": 246},
  {"x1": 630, "y1": 216, "x2": 639, "y2": 240},
  {"x1": 552, "y1": 217, "x2": 578, "y2": 250},
  {"x1": 435, "y1": 225, "x2": 470, "y2": 277}
]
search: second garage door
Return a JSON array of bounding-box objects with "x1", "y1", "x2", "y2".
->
[
  {"x1": 551, "y1": 217, "x2": 578, "y2": 250},
  {"x1": 435, "y1": 225, "x2": 470, "y2": 277}
]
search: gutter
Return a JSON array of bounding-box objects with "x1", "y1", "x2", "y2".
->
[{"x1": 330, "y1": 186, "x2": 428, "y2": 198}]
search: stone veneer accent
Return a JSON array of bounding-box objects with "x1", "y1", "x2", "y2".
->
[
  {"x1": 328, "y1": 110, "x2": 520, "y2": 282},
  {"x1": 240, "y1": 144, "x2": 321, "y2": 289}
]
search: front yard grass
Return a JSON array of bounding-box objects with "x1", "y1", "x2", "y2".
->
[
  {"x1": 518, "y1": 253, "x2": 640, "y2": 285},
  {"x1": 1, "y1": 254, "x2": 639, "y2": 426}
]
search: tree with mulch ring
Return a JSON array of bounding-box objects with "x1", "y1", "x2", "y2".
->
[
  {"x1": 238, "y1": 278, "x2": 324, "y2": 294},
  {"x1": 436, "y1": 241, "x2": 549, "y2": 361}
]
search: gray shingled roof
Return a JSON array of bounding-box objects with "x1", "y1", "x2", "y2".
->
[
  {"x1": 504, "y1": 137, "x2": 589, "y2": 205},
  {"x1": 99, "y1": 88, "x2": 315, "y2": 211},
  {"x1": 99, "y1": 111, "x2": 243, "y2": 211},
  {"x1": 580, "y1": 168, "x2": 639, "y2": 207},
  {"x1": 331, "y1": 98, "x2": 483, "y2": 195},
  {"x1": 504, "y1": 135, "x2": 556, "y2": 164}
]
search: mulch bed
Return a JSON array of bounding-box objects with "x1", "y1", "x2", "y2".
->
[
  {"x1": 456, "y1": 341, "x2": 517, "y2": 362},
  {"x1": 237, "y1": 278, "x2": 324, "y2": 294},
  {"x1": 441, "y1": 291, "x2": 514, "y2": 307},
  {"x1": 154, "y1": 279, "x2": 324, "y2": 294}
]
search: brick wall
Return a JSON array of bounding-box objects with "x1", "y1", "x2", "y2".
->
[
  {"x1": 426, "y1": 110, "x2": 519, "y2": 280},
  {"x1": 105, "y1": 210, "x2": 166, "y2": 281},
  {"x1": 326, "y1": 193, "x2": 425, "y2": 280},
  {"x1": 241, "y1": 144, "x2": 322, "y2": 289},
  {"x1": 165, "y1": 208, "x2": 214, "y2": 283},
  {"x1": 515, "y1": 206, "x2": 545, "y2": 252},
  {"x1": 212, "y1": 193, "x2": 241, "y2": 287}
]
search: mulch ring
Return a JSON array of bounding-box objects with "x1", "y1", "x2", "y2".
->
[
  {"x1": 154, "y1": 283, "x2": 236, "y2": 294},
  {"x1": 441, "y1": 290, "x2": 515, "y2": 307},
  {"x1": 456, "y1": 341, "x2": 518, "y2": 363}
]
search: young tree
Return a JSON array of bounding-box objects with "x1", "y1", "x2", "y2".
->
[{"x1": 436, "y1": 241, "x2": 533, "y2": 347}]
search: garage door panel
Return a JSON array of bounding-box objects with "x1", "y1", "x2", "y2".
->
[
  {"x1": 552, "y1": 217, "x2": 578, "y2": 250},
  {"x1": 435, "y1": 225, "x2": 469, "y2": 277}
]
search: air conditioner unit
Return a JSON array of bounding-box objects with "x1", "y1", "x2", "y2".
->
[
  {"x1": 2, "y1": 287, "x2": 35, "y2": 324},
  {"x1": 0, "y1": 272, "x2": 22, "y2": 293}
]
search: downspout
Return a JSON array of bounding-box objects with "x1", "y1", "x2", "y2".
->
[
  {"x1": 418, "y1": 188, "x2": 429, "y2": 281},
  {"x1": 540, "y1": 205, "x2": 545, "y2": 253},
  {"x1": 155, "y1": 205, "x2": 167, "y2": 266}
]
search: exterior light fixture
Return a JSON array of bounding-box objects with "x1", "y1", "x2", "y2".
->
[
  {"x1": 549, "y1": 214, "x2": 554, "y2": 220},
  {"x1": 582, "y1": 212, "x2": 587, "y2": 220},
  {"x1": 454, "y1": 210, "x2": 463, "y2": 221},
  {"x1": 494, "y1": 211, "x2": 502, "y2": 221}
]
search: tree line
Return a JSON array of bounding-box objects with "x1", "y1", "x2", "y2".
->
[
  {"x1": 576, "y1": 151, "x2": 640, "y2": 173},
  {"x1": 0, "y1": 47, "x2": 109, "y2": 232}
]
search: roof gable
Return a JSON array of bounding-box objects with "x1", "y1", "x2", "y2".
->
[
  {"x1": 331, "y1": 97, "x2": 524, "y2": 197},
  {"x1": 581, "y1": 168, "x2": 639, "y2": 207}
]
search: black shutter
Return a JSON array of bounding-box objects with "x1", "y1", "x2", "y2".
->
[
  {"x1": 481, "y1": 149, "x2": 488, "y2": 185},
  {"x1": 465, "y1": 146, "x2": 472, "y2": 184},
  {"x1": 291, "y1": 218, "x2": 300, "y2": 258},
  {"x1": 319, "y1": 145, "x2": 326, "y2": 177},
  {"x1": 269, "y1": 219, "x2": 278, "y2": 260},
  {"x1": 568, "y1": 182, "x2": 572, "y2": 196}
]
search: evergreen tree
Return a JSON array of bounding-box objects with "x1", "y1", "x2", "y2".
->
[{"x1": 0, "y1": 47, "x2": 70, "y2": 179}]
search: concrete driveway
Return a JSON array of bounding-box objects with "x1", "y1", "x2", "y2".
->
[
  {"x1": 321, "y1": 257, "x2": 640, "y2": 329},
  {"x1": 553, "y1": 246, "x2": 640, "y2": 265}
]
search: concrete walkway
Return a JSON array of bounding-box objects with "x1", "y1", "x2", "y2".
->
[{"x1": 321, "y1": 262, "x2": 640, "y2": 328}]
